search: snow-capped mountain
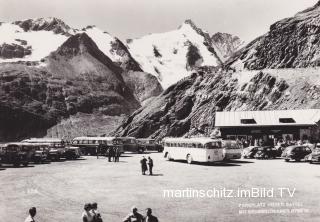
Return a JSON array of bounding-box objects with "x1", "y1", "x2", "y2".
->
[
  {"x1": 0, "y1": 18, "x2": 142, "y2": 72},
  {"x1": 126, "y1": 19, "x2": 222, "y2": 88},
  {"x1": 211, "y1": 32, "x2": 244, "y2": 61},
  {"x1": 0, "y1": 18, "x2": 73, "y2": 62},
  {"x1": 81, "y1": 26, "x2": 142, "y2": 71}
]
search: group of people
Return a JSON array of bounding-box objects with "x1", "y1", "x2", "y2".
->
[
  {"x1": 123, "y1": 206, "x2": 158, "y2": 222},
  {"x1": 82, "y1": 202, "x2": 103, "y2": 222},
  {"x1": 97, "y1": 146, "x2": 121, "y2": 162},
  {"x1": 25, "y1": 205, "x2": 159, "y2": 222},
  {"x1": 140, "y1": 156, "x2": 154, "y2": 175}
]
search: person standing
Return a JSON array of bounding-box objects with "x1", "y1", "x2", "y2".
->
[
  {"x1": 140, "y1": 156, "x2": 148, "y2": 175},
  {"x1": 115, "y1": 146, "x2": 121, "y2": 162},
  {"x1": 108, "y1": 147, "x2": 114, "y2": 162},
  {"x1": 91, "y1": 202, "x2": 103, "y2": 222},
  {"x1": 123, "y1": 206, "x2": 144, "y2": 222},
  {"x1": 82, "y1": 203, "x2": 94, "y2": 222},
  {"x1": 147, "y1": 157, "x2": 153, "y2": 175},
  {"x1": 24, "y1": 207, "x2": 37, "y2": 222},
  {"x1": 145, "y1": 208, "x2": 158, "y2": 222}
]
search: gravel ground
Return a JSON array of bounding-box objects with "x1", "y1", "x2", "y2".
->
[{"x1": 0, "y1": 153, "x2": 320, "y2": 222}]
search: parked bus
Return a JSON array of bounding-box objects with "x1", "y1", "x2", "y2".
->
[
  {"x1": 0, "y1": 143, "x2": 32, "y2": 167},
  {"x1": 136, "y1": 138, "x2": 164, "y2": 152},
  {"x1": 163, "y1": 137, "x2": 224, "y2": 164},
  {"x1": 117, "y1": 137, "x2": 143, "y2": 153},
  {"x1": 221, "y1": 140, "x2": 242, "y2": 160},
  {"x1": 22, "y1": 138, "x2": 66, "y2": 161},
  {"x1": 71, "y1": 137, "x2": 123, "y2": 155}
]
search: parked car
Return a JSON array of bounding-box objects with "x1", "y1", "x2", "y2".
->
[
  {"x1": 0, "y1": 143, "x2": 30, "y2": 167},
  {"x1": 49, "y1": 146, "x2": 67, "y2": 161},
  {"x1": 64, "y1": 147, "x2": 82, "y2": 160},
  {"x1": 305, "y1": 146, "x2": 320, "y2": 164},
  {"x1": 242, "y1": 146, "x2": 260, "y2": 159},
  {"x1": 254, "y1": 146, "x2": 278, "y2": 159},
  {"x1": 282, "y1": 145, "x2": 312, "y2": 162},
  {"x1": 222, "y1": 140, "x2": 242, "y2": 160}
]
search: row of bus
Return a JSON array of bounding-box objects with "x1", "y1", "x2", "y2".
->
[
  {"x1": 0, "y1": 138, "x2": 81, "y2": 167},
  {"x1": 0, "y1": 136, "x2": 164, "y2": 166},
  {"x1": 71, "y1": 137, "x2": 163, "y2": 155}
]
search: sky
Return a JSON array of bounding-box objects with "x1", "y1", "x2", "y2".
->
[{"x1": 0, "y1": 0, "x2": 318, "y2": 43}]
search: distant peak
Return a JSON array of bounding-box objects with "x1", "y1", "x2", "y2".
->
[
  {"x1": 13, "y1": 17, "x2": 73, "y2": 35},
  {"x1": 179, "y1": 19, "x2": 199, "y2": 30}
]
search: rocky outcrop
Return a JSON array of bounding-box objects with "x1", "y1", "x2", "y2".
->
[
  {"x1": 211, "y1": 32, "x2": 244, "y2": 61},
  {"x1": 227, "y1": 1, "x2": 320, "y2": 70},
  {"x1": 0, "y1": 43, "x2": 31, "y2": 59},
  {"x1": 121, "y1": 71, "x2": 163, "y2": 104},
  {"x1": 13, "y1": 17, "x2": 74, "y2": 35},
  {"x1": 114, "y1": 68, "x2": 320, "y2": 139}
]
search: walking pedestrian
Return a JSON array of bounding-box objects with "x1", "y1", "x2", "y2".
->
[
  {"x1": 140, "y1": 156, "x2": 148, "y2": 175},
  {"x1": 24, "y1": 207, "x2": 37, "y2": 222},
  {"x1": 82, "y1": 203, "x2": 94, "y2": 222},
  {"x1": 123, "y1": 206, "x2": 144, "y2": 222},
  {"x1": 145, "y1": 208, "x2": 158, "y2": 222},
  {"x1": 148, "y1": 156, "x2": 153, "y2": 175}
]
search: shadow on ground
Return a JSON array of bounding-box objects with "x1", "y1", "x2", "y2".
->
[{"x1": 168, "y1": 160, "x2": 241, "y2": 167}]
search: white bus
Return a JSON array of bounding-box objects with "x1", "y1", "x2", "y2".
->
[{"x1": 163, "y1": 137, "x2": 224, "y2": 164}]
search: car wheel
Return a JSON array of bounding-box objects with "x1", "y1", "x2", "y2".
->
[
  {"x1": 23, "y1": 162, "x2": 28, "y2": 167},
  {"x1": 285, "y1": 159, "x2": 289, "y2": 162},
  {"x1": 187, "y1": 155, "x2": 193, "y2": 164},
  {"x1": 309, "y1": 160, "x2": 313, "y2": 164}
]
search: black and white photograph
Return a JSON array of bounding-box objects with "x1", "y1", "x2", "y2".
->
[{"x1": 0, "y1": 0, "x2": 320, "y2": 221}]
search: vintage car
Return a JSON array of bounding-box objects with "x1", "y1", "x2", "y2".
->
[
  {"x1": 136, "y1": 139, "x2": 164, "y2": 152},
  {"x1": 48, "y1": 146, "x2": 67, "y2": 161},
  {"x1": 32, "y1": 144, "x2": 50, "y2": 163},
  {"x1": 64, "y1": 147, "x2": 82, "y2": 160},
  {"x1": 0, "y1": 143, "x2": 30, "y2": 167},
  {"x1": 254, "y1": 146, "x2": 278, "y2": 159},
  {"x1": 305, "y1": 146, "x2": 320, "y2": 164},
  {"x1": 242, "y1": 146, "x2": 260, "y2": 159},
  {"x1": 282, "y1": 145, "x2": 312, "y2": 162}
]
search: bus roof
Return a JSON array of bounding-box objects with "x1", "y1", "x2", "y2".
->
[
  {"x1": 72, "y1": 137, "x2": 118, "y2": 141},
  {"x1": 163, "y1": 137, "x2": 221, "y2": 145},
  {"x1": 6, "y1": 142, "x2": 52, "y2": 146},
  {"x1": 22, "y1": 138, "x2": 63, "y2": 143}
]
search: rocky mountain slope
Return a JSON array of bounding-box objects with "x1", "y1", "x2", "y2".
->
[
  {"x1": 115, "y1": 67, "x2": 320, "y2": 139},
  {"x1": 126, "y1": 20, "x2": 222, "y2": 88},
  {"x1": 227, "y1": 0, "x2": 320, "y2": 70},
  {"x1": 0, "y1": 33, "x2": 141, "y2": 141},
  {"x1": 211, "y1": 32, "x2": 244, "y2": 61},
  {"x1": 0, "y1": 18, "x2": 165, "y2": 141}
]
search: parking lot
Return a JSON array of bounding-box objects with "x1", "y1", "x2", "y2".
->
[{"x1": 0, "y1": 153, "x2": 320, "y2": 222}]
